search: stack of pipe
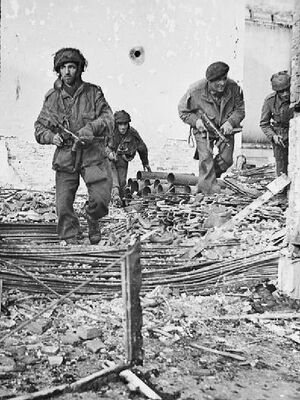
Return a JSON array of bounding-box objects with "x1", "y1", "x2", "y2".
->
[{"x1": 131, "y1": 171, "x2": 198, "y2": 197}]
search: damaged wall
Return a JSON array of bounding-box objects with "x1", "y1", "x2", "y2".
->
[{"x1": 0, "y1": 0, "x2": 245, "y2": 146}]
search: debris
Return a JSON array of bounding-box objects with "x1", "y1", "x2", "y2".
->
[
  {"x1": 26, "y1": 319, "x2": 52, "y2": 335},
  {"x1": 61, "y1": 331, "x2": 80, "y2": 345},
  {"x1": 120, "y1": 369, "x2": 162, "y2": 400},
  {"x1": 185, "y1": 173, "x2": 291, "y2": 259},
  {"x1": 189, "y1": 342, "x2": 246, "y2": 362},
  {"x1": 42, "y1": 345, "x2": 60, "y2": 355},
  {"x1": 8, "y1": 363, "x2": 130, "y2": 400},
  {"x1": 85, "y1": 338, "x2": 105, "y2": 353},
  {"x1": 48, "y1": 356, "x2": 64, "y2": 367},
  {"x1": 77, "y1": 326, "x2": 101, "y2": 341},
  {"x1": 0, "y1": 354, "x2": 16, "y2": 372}
]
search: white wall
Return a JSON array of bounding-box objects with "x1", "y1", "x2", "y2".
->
[
  {"x1": 243, "y1": 21, "x2": 292, "y2": 143},
  {"x1": 0, "y1": 0, "x2": 245, "y2": 146}
]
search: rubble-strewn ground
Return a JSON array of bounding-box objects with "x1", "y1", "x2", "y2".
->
[{"x1": 1, "y1": 138, "x2": 300, "y2": 400}]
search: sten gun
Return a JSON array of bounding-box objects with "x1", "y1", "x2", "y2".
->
[
  {"x1": 53, "y1": 119, "x2": 85, "y2": 147},
  {"x1": 199, "y1": 112, "x2": 242, "y2": 147}
]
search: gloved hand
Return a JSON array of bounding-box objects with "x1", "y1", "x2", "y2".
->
[
  {"x1": 107, "y1": 151, "x2": 117, "y2": 161},
  {"x1": 52, "y1": 133, "x2": 63, "y2": 147},
  {"x1": 78, "y1": 127, "x2": 94, "y2": 146},
  {"x1": 273, "y1": 134, "x2": 285, "y2": 147},
  {"x1": 221, "y1": 121, "x2": 233, "y2": 135},
  {"x1": 196, "y1": 118, "x2": 206, "y2": 132},
  {"x1": 122, "y1": 154, "x2": 130, "y2": 162},
  {"x1": 143, "y1": 164, "x2": 152, "y2": 172}
]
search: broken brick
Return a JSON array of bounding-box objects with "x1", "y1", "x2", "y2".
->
[
  {"x1": 48, "y1": 356, "x2": 64, "y2": 367},
  {"x1": 85, "y1": 338, "x2": 105, "y2": 353},
  {"x1": 77, "y1": 326, "x2": 101, "y2": 341},
  {"x1": 26, "y1": 319, "x2": 52, "y2": 335}
]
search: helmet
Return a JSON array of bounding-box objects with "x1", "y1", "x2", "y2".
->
[
  {"x1": 271, "y1": 71, "x2": 290, "y2": 91},
  {"x1": 53, "y1": 48, "x2": 87, "y2": 73},
  {"x1": 114, "y1": 110, "x2": 131, "y2": 124},
  {"x1": 206, "y1": 61, "x2": 229, "y2": 81}
]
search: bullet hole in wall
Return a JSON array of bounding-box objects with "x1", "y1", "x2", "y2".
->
[{"x1": 129, "y1": 46, "x2": 145, "y2": 65}]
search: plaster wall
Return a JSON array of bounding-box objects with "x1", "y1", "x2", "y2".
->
[
  {"x1": 243, "y1": 21, "x2": 292, "y2": 143},
  {"x1": 0, "y1": 0, "x2": 245, "y2": 146}
]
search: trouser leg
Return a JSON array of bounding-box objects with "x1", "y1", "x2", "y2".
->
[
  {"x1": 84, "y1": 159, "x2": 113, "y2": 220},
  {"x1": 194, "y1": 132, "x2": 217, "y2": 194},
  {"x1": 56, "y1": 171, "x2": 80, "y2": 240},
  {"x1": 273, "y1": 143, "x2": 288, "y2": 176},
  {"x1": 214, "y1": 136, "x2": 235, "y2": 177},
  {"x1": 117, "y1": 163, "x2": 129, "y2": 199}
]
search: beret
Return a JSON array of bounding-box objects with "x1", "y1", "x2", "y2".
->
[
  {"x1": 54, "y1": 48, "x2": 87, "y2": 72},
  {"x1": 206, "y1": 61, "x2": 229, "y2": 81},
  {"x1": 114, "y1": 110, "x2": 131, "y2": 123},
  {"x1": 271, "y1": 71, "x2": 291, "y2": 91}
]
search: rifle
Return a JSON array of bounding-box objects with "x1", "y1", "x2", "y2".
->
[{"x1": 198, "y1": 111, "x2": 242, "y2": 147}]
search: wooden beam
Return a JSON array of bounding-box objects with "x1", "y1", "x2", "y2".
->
[{"x1": 122, "y1": 239, "x2": 143, "y2": 365}]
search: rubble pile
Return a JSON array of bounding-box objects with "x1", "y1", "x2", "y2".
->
[
  {"x1": 1, "y1": 165, "x2": 300, "y2": 400},
  {"x1": 0, "y1": 164, "x2": 288, "y2": 298}
]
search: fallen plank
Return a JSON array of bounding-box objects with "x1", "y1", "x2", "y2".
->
[
  {"x1": 205, "y1": 311, "x2": 300, "y2": 321},
  {"x1": 189, "y1": 342, "x2": 246, "y2": 361},
  {"x1": 9, "y1": 363, "x2": 130, "y2": 400},
  {"x1": 120, "y1": 369, "x2": 162, "y2": 400},
  {"x1": 184, "y1": 173, "x2": 291, "y2": 259}
]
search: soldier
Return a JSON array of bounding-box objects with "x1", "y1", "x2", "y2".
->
[
  {"x1": 35, "y1": 48, "x2": 114, "y2": 245},
  {"x1": 260, "y1": 71, "x2": 292, "y2": 176},
  {"x1": 106, "y1": 110, "x2": 151, "y2": 204},
  {"x1": 178, "y1": 61, "x2": 245, "y2": 194}
]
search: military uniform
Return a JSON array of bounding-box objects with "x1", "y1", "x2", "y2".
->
[
  {"x1": 108, "y1": 125, "x2": 149, "y2": 198},
  {"x1": 35, "y1": 80, "x2": 114, "y2": 241},
  {"x1": 178, "y1": 75, "x2": 245, "y2": 193},
  {"x1": 260, "y1": 90, "x2": 292, "y2": 176}
]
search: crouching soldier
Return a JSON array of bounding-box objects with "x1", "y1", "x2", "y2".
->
[
  {"x1": 178, "y1": 61, "x2": 245, "y2": 194},
  {"x1": 34, "y1": 47, "x2": 114, "y2": 245},
  {"x1": 107, "y1": 110, "x2": 151, "y2": 204},
  {"x1": 260, "y1": 71, "x2": 292, "y2": 176}
]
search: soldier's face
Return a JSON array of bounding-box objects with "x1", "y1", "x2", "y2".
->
[
  {"x1": 60, "y1": 62, "x2": 78, "y2": 86},
  {"x1": 209, "y1": 74, "x2": 228, "y2": 93},
  {"x1": 117, "y1": 123, "x2": 129, "y2": 135},
  {"x1": 278, "y1": 88, "x2": 290, "y2": 102}
]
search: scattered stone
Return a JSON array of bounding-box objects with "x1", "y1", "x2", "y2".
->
[
  {"x1": 42, "y1": 345, "x2": 60, "y2": 355},
  {"x1": 27, "y1": 319, "x2": 52, "y2": 335},
  {"x1": 77, "y1": 326, "x2": 101, "y2": 341},
  {"x1": 0, "y1": 355, "x2": 16, "y2": 372},
  {"x1": 48, "y1": 356, "x2": 64, "y2": 367},
  {"x1": 85, "y1": 338, "x2": 105, "y2": 353},
  {"x1": 62, "y1": 331, "x2": 80, "y2": 345},
  {"x1": 0, "y1": 389, "x2": 14, "y2": 398}
]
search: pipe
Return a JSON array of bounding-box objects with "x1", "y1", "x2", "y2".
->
[
  {"x1": 136, "y1": 171, "x2": 170, "y2": 181},
  {"x1": 170, "y1": 185, "x2": 191, "y2": 194},
  {"x1": 156, "y1": 183, "x2": 173, "y2": 194},
  {"x1": 154, "y1": 179, "x2": 168, "y2": 188},
  {"x1": 167, "y1": 173, "x2": 198, "y2": 186},
  {"x1": 130, "y1": 180, "x2": 139, "y2": 193},
  {"x1": 141, "y1": 186, "x2": 151, "y2": 196}
]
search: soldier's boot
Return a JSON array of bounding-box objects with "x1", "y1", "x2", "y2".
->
[
  {"x1": 214, "y1": 154, "x2": 230, "y2": 178},
  {"x1": 86, "y1": 214, "x2": 101, "y2": 245}
]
